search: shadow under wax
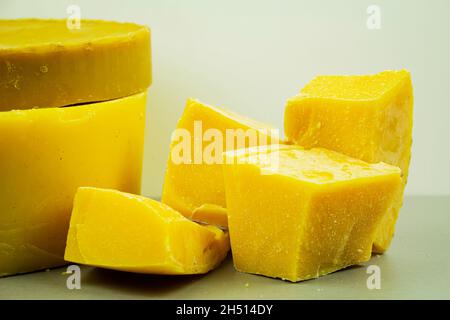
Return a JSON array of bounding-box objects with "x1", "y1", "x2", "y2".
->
[{"x1": 81, "y1": 268, "x2": 206, "y2": 297}]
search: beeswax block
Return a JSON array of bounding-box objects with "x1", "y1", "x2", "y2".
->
[
  {"x1": 0, "y1": 92, "x2": 146, "y2": 277},
  {"x1": 284, "y1": 70, "x2": 413, "y2": 252},
  {"x1": 65, "y1": 187, "x2": 230, "y2": 275},
  {"x1": 223, "y1": 145, "x2": 401, "y2": 281},
  {"x1": 0, "y1": 19, "x2": 151, "y2": 110},
  {"x1": 162, "y1": 98, "x2": 278, "y2": 219}
]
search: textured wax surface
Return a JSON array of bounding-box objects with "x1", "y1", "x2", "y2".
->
[
  {"x1": 284, "y1": 70, "x2": 413, "y2": 253},
  {"x1": 224, "y1": 144, "x2": 401, "y2": 281},
  {"x1": 301, "y1": 70, "x2": 408, "y2": 101},
  {"x1": 243, "y1": 145, "x2": 400, "y2": 184}
]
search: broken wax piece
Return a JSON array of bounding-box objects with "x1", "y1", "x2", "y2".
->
[
  {"x1": 191, "y1": 204, "x2": 228, "y2": 229},
  {"x1": 65, "y1": 187, "x2": 230, "y2": 275},
  {"x1": 162, "y1": 98, "x2": 279, "y2": 219},
  {"x1": 284, "y1": 70, "x2": 413, "y2": 252},
  {"x1": 223, "y1": 144, "x2": 402, "y2": 281}
]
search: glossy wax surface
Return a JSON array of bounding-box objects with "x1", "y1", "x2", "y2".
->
[{"x1": 65, "y1": 187, "x2": 230, "y2": 275}]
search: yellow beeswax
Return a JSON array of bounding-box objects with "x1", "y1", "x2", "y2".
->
[
  {"x1": 0, "y1": 92, "x2": 146, "y2": 277},
  {"x1": 65, "y1": 187, "x2": 230, "y2": 275},
  {"x1": 0, "y1": 19, "x2": 151, "y2": 110},
  {"x1": 284, "y1": 70, "x2": 413, "y2": 252},
  {"x1": 223, "y1": 144, "x2": 401, "y2": 281},
  {"x1": 162, "y1": 98, "x2": 278, "y2": 220}
]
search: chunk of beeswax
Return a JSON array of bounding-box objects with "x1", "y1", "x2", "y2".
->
[
  {"x1": 284, "y1": 70, "x2": 413, "y2": 252},
  {"x1": 0, "y1": 93, "x2": 146, "y2": 277},
  {"x1": 223, "y1": 145, "x2": 401, "y2": 281},
  {"x1": 162, "y1": 98, "x2": 278, "y2": 220},
  {"x1": 0, "y1": 19, "x2": 151, "y2": 110},
  {"x1": 65, "y1": 187, "x2": 230, "y2": 275}
]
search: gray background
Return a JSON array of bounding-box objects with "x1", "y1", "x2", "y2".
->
[{"x1": 1, "y1": 0, "x2": 449, "y2": 198}]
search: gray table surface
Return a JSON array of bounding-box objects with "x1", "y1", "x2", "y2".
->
[{"x1": 1, "y1": 195, "x2": 449, "y2": 300}]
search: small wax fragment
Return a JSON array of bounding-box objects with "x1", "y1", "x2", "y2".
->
[{"x1": 191, "y1": 204, "x2": 229, "y2": 229}]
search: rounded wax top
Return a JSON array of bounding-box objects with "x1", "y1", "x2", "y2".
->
[{"x1": 0, "y1": 19, "x2": 151, "y2": 110}]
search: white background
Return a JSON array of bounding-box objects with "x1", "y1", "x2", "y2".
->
[{"x1": 2, "y1": 0, "x2": 449, "y2": 197}]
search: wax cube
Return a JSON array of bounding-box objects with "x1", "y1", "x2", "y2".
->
[
  {"x1": 284, "y1": 70, "x2": 413, "y2": 252},
  {"x1": 223, "y1": 145, "x2": 401, "y2": 281}
]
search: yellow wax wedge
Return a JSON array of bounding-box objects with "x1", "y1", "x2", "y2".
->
[
  {"x1": 0, "y1": 92, "x2": 146, "y2": 277},
  {"x1": 223, "y1": 144, "x2": 402, "y2": 282},
  {"x1": 0, "y1": 19, "x2": 151, "y2": 110},
  {"x1": 162, "y1": 98, "x2": 279, "y2": 219},
  {"x1": 284, "y1": 70, "x2": 413, "y2": 253},
  {"x1": 65, "y1": 187, "x2": 230, "y2": 275}
]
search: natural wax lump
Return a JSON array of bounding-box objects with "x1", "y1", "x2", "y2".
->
[
  {"x1": 284, "y1": 70, "x2": 413, "y2": 253},
  {"x1": 162, "y1": 98, "x2": 278, "y2": 221},
  {"x1": 223, "y1": 145, "x2": 401, "y2": 282},
  {"x1": 0, "y1": 19, "x2": 151, "y2": 110},
  {"x1": 65, "y1": 187, "x2": 230, "y2": 274},
  {"x1": 0, "y1": 93, "x2": 146, "y2": 277}
]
